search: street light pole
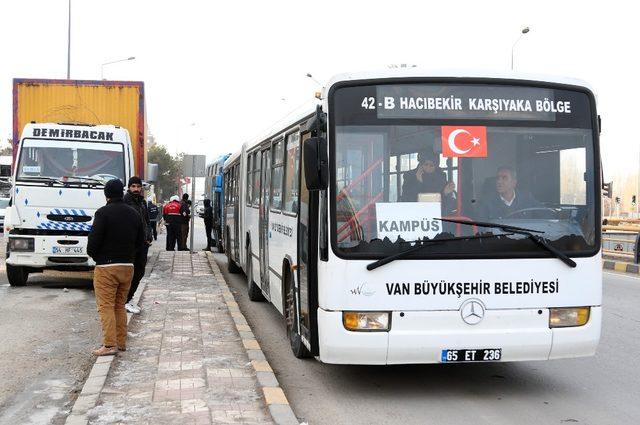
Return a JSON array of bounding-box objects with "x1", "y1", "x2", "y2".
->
[
  {"x1": 101, "y1": 56, "x2": 136, "y2": 80},
  {"x1": 67, "y1": 0, "x2": 71, "y2": 79},
  {"x1": 306, "y1": 73, "x2": 322, "y2": 87},
  {"x1": 511, "y1": 27, "x2": 530, "y2": 71}
]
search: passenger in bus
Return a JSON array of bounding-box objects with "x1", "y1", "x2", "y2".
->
[
  {"x1": 400, "y1": 151, "x2": 456, "y2": 213},
  {"x1": 478, "y1": 166, "x2": 540, "y2": 219}
]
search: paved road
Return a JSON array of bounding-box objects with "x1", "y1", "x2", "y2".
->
[
  {"x1": 217, "y1": 252, "x2": 640, "y2": 425},
  {"x1": 0, "y1": 235, "x2": 100, "y2": 425}
]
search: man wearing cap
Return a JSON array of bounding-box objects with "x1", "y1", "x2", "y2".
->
[
  {"x1": 163, "y1": 195, "x2": 183, "y2": 251},
  {"x1": 88, "y1": 179, "x2": 144, "y2": 356},
  {"x1": 123, "y1": 176, "x2": 152, "y2": 314}
]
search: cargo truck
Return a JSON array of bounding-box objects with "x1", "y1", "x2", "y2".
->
[{"x1": 4, "y1": 79, "x2": 146, "y2": 286}]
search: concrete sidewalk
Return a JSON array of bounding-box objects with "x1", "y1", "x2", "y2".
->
[{"x1": 74, "y1": 251, "x2": 289, "y2": 424}]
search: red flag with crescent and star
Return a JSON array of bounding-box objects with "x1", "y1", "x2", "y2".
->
[{"x1": 441, "y1": 126, "x2": 488, "y2": 158}]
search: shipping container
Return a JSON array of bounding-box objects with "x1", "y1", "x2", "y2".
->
[{"x1": 13, "y1": 78, "x2": 147, "y2": 178}]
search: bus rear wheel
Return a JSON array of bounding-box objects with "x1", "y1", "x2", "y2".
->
[
  {"x1": 285, "y1": 273, "x2": 311, "y2": 359},
  {"x1": 246, "y1": 245, "x2": 264, "y2": 302},
  {"x1": 6, "y1": 264, "x2": 29, "y2": 287}
]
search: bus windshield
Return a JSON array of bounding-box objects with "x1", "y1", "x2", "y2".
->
[
  {"x1": 330, "y1": 82, "x2": 598, "y2": 259},
  {"x1": 16, "y1": 139, "x2": 125, "y2": 184}
]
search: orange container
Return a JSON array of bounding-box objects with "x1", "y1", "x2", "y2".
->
[{"x1": 13, "y1": 78, "x2": 146, "y2": 178}]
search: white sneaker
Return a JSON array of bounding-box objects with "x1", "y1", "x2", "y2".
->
[{"x1": 125, "y1": 302, "x2": 141, "y2": 314}]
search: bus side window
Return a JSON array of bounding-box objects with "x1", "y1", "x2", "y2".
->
[
  {"x1": 252, "y1": 151, "x2": 261, "y2": 207},
  {"x1": 271, "y1": 139, "x2": 284, "y2": 210},
  {"x1": 284, "y1": 132, "x2": 300, "y2": 214},
  {"x1": 246, "y1": 154, "x2": 253, "y2": 206}
]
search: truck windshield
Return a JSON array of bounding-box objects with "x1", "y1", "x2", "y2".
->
[
  {"x1": 330, "y1": 82, "x2": 598, "y2": 259},
  {"x1": 16, "y1": 139, "x2": 125, "y2": 184}
]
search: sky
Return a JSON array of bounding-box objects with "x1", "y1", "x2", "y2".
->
[{"x1": 0, "y1": 0, "x2": 638, "y2": 184}]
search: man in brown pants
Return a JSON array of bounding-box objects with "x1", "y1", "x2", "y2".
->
[{"x1": 88, "y1": 179, "x2": 145, "y2": 356}]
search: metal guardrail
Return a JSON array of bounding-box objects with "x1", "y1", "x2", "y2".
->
[{"x1": 602, "y1": 218, "x2": 640, "y2": 263}]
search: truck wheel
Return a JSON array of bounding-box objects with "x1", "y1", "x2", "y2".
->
[
  {"x1": 6, "y1": 264, "x2": 29, "y2": 287},
  {"x1": 285, "y1": 272, "x2": 311, "y2": 359},
  {"x1": 246, "y1": 245, "x2": 264, "y2": 302}
]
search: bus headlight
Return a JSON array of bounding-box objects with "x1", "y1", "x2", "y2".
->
[
  {"x1": 549, "y1": 307, "x2": 590, "y2": 328},
  {"x1": 9, "y1": 237, "x2": 35, "y2": 252},
  {"x1": 343, "y1": 311, "x2": 390, "y2": 332}
]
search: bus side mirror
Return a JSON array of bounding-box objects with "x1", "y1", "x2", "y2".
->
[
  {"x1": 304, "y1": 137, "x2": 328, "y2": 191},
  {"x1": 215, "y1": 175, "x2": 222, "y2": 187}
]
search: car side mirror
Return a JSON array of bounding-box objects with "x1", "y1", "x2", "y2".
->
[{"x1": 303, "y1": 137, "x2": 328, "y2": 191}]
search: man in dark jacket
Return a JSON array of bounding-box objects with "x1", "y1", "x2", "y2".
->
[
  {"x1": 88, "y1": 179, "x2": 144, "y2": 356},
  {"x1": 123, "y1": 176, "x2": 152, "y2": 314},
  {"x1": 147, "y1": 197, "x2": 159, "y2": 241},
  {"x1": 400, "y1": 151, "x2": 456, "y2": 214},
  {"x1": 203, "y1": 198, "x2": 214, "y2": 251},
  {"x1": 163, "y1": 195, "x2": 182, "y2": 250},
  {"x1": 478, "y1": 166, "x2": 540, "y2": 219},
  {"x1": 179, "y1": 194, "x2": 191, "y2": 251}
]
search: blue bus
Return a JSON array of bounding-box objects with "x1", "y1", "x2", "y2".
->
[{"x1": 205, "y1": 153, "x2": 231, "y2": 252}]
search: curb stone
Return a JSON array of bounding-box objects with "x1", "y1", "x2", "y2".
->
[
  {"x1": 63, "y1": 251, "x2": 159, "y2": 425},
  {"x1": 603, "y1": 259, "x2": 640, "y2": 274},
  {"x1": 206, "y1": 252, "x2": 300, "y2": 425}
]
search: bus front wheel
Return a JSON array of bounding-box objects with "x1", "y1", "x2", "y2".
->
[{"x1": 285, "y1": 273, "x2": 311, "y2": 359}]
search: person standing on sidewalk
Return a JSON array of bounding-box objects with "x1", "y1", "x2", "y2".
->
[
  {"x1": 88, "y1": 179, "x2": 144, "y2": 356},
  {"x1": 147, "y1": 196, "x2": 159, "y2": 241},
  {"x1": 163, "y1": 195, "x2": 183, "y2": 251},
  {"x1": 203, "y1": 198, "x2": 214, "y2": 251},
  {"x1": 124, "y1": 176, "x2": 152, "y2": 314},
  {"x1": 179, "y1": 193, "x2": 191, "y2": 250}
]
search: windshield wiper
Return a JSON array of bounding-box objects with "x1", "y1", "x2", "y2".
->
[
  {"x1": 18, "y1": 176, "x2": 67, "y2": 186},
  {"x1": 61, "y1": 176, "x2": 105, "y2": 186},
  {"x1": 366, "y1": 233, "x2": 513, "y2": 271},
  {"x1": 439, "y1": 217, "x2": 576, "y2": 268}
]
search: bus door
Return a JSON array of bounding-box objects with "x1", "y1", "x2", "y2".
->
[
  {"x1": 233, "y1": 165, "x2": 240, "y2": 260},
  {"x1": 259, "y1": 147, "x2": 271, "y2": 298},
  {"x1": 297, "y1": 132, "x2": 319, "y2": 355}
]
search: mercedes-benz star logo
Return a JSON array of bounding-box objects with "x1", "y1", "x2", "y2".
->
[{"x1": 460, "y1": 299, "x2": 485, "y2": 325}]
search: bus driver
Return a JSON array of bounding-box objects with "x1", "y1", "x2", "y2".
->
[{"x1": 478, "y1": 166, "x2": 539, "y2": 219}]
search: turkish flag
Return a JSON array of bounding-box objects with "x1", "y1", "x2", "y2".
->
[{"x1": 441, "y1": 126, "x2": 488, "y2": 158}]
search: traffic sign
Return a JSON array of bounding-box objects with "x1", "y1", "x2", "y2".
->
[{"x1": 183, "y1": 154, "x2": 206, "y2": 177}]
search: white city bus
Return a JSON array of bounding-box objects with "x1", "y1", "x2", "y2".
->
[{"x1": 223, "y1": 69, "x2": 602, "y2": 365}]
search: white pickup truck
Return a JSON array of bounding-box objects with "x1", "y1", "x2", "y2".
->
[{"x1": 4, "y1": 123, "x2": 134, "y2": 286}]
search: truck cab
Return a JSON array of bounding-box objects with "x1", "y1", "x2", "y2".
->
[{"x1": 4, "y1": 123, "x2": 134, "y2": 286}]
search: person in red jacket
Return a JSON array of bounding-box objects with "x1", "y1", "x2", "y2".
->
[{"x1": 163, "y1": 195, "x2": 182, "y2": 251}]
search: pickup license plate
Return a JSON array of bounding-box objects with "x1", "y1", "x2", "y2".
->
[
  {"x1": 52, "y1": 246, "x2": 84, "y2": 255},
  {"x1": 441, "y1": 348, "x2": 502, "y2": 362}
]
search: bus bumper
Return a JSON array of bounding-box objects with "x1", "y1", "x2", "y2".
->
[
  {"x1": 317, "y1": 307, "x2": 601, "y2": 365},
  {"x1": 6, "y1": 234, "x2": 94, "y2": 269}
]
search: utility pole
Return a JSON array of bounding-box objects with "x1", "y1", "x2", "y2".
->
[
  {"x1": 190, "y1": 156, "x2": 196, "y2": 253},
  {"x1": 67, "y1": 0, "x2": 71, "y2": 79}
]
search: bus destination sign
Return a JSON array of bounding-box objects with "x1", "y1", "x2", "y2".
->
[{"x1": 362, "y1": 85, "x2": 573, "y2": 121}]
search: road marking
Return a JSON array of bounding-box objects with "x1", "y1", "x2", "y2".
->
[{"x1": 604, "y1": 271, "x2": 640, "y2": 280}]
